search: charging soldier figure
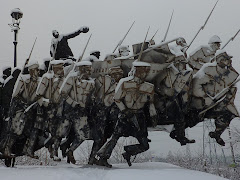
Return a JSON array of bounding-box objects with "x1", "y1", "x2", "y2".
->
[
  {"x1": 154, "y1": 54, "x2": 195, "y2": 145},
  {"x1": 188, "y1": 35, "x2": 222, "y2": 74},
  {"x1": 60, "y1": 61, "x2": 95, "y2": 164},
  {"x1": 89, "y1": 66, "x2": 124, "y2": 165},
  {"x1": 2, "y1": 62, "x2": 40, "y2": 158},
  {"x1": 191, "y1": 51, "x2": 239, "y2": 146},
  {"x1": 50, "y1": 27, "x2": 89, "y2": 60},
  {"x1": 97, "y1": 61, "x2": 157, "y2": 168},
  {"x1": 36, "y1": 60, "x2": 65, "y2": 161}
]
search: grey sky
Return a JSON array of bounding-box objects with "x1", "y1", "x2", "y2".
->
[
  {"x1": 1, "y1": 0, "x2": 240, "y2": 68},
  {"x1": 1, "y1": 0, "x2": 240, "y2": 156}
]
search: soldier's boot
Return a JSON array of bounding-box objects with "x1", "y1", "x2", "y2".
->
[
  {"x1": 48, "y1": 145, "x2": 54, "y2": 159},
  {"x1": 66, "y1": 150, "x2": 76, "y2": 164},
  {"x1": 122, "y1": 152, "x2": 132, "y2": 167},
  {"x1": 23, "y1": 130, "x2": 39, "y2": 159},
  {"x1": 52, "y1": 137, "x2": 61, "y2": 161},
  {"x1": 60, "y1": 140, "x2": 70, "y2": 158},
  {"x1": 209, "y1": 132, "x2": 225, "y2": 146},
  {"x1": 88, "y1": 141, "x2": 103, "y2": 165},
  {"x1": 98, "y1": 157, "x2": 112, "y2": 168},
  {"x1": 170, "y1": 130, "x2": 195, "y2": 145},
  {"x1": 4, "y1": 136, "x2": 16, "y2": 158}
]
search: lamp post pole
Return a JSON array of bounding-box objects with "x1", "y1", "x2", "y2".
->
[
  {"x1": 9, "y1": 8, "x2": 23, "y2": 67},
  {"x1": 13, "y1": 29, "x2": 18, "y2": 67}
]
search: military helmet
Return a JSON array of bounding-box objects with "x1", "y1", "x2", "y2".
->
[
  {"x1": 90, "y1": 50, "x2": 100, "y2": 58},
  {"x1": 208, "y1": 35, "x2": 222, "y2": 44},
  {"x1": 50, "y1": 60, "x2": 64, "y2": 66},
  {"x1": 27, "y1": 61, "x2": 39, "y2": 70},
  {"x1": 75, "y1": 61, "x2": 92, "y2": 67},
  {"x1": 176, "y1": 37, "x2": 187, "y2": 46}
]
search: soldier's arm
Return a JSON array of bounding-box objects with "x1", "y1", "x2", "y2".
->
[
  {"x1": 12, "y1": 77, "x2": 24, "y2": 98},
  {"x1": 114, "y1": 83, "x2": 126, "y2": 111},
  {"x1": 64, "y1": 27, "x2": 88, "y2": 39},
  {"x1": 61, "y1": 76, "x2": 79, "y2": 107},
  {"x1": 36, "y1": 76, "x2": 49, "y2": 96}
]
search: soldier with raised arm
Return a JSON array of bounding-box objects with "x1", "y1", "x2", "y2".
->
[
  {"x1": 2, "y1": 62, "x2": 40, "y2": 157},
  {"x1": 50, "y1": 27, "x2": 89, "y2": 60},
  {"x1": 36, "y1": 60, "x2": 65, "y2": 161},
  {"x1": 97, "y1": 61, "x2": 157, "y2": 168},
  {"x1": 60, "y1": 61, "x2": 95, "y2": 164}
]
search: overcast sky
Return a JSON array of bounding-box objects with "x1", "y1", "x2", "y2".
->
[
  {"x1": 1, "y1": 0, "x2": 240, "y2": 156},
  {"x1": 1, "y1": 0, "x2": 240, "y2": 68}
]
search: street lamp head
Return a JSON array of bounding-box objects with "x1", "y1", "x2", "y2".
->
[{"x1": 10, "y1": 8, "x2": 23, "y2": 25}]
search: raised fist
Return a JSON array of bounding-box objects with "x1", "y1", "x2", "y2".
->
[{"x1": 80, "y1": 26, "x2": 89, "y2": 33}]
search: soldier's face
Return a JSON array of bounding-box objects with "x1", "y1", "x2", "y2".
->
[
  {"x1": 79, "y1": 66, "x2": 92, "y2": 76},
  {"x1": 52, "y1": 30, "x2": 59, "y2": 38},
  {"x1": 52, "y1": 65, "x2": 64, "y2": 76},
  {"x1": 111, "y1": 72, "x2": 123, "y2": 82},
  {"x1": 134, "y1": 67, "x2": 150, "y2": 80},
  {"x1": 212, "y1": 42, "x2": 221, "y2": 51},
  {"x1": 29, "y1": 68, "x2": 39, "y2": 78}
]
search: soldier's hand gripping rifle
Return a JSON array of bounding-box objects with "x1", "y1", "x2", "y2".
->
[
  {"x1": 185, "y1": 0, "x2": 219, "y2": 52},
  {"x1": 162, "y1": 10, "x2": 174, "y2": 42},
  {"x1": 112, "y1": 21, "x2": 135, "y2": 53},
  {"x1": 221, "y1": 29, "x2": 240, "y2": 49},
  {"x1": 199, "y1": 77, "x2": 240, "y2": 115}
]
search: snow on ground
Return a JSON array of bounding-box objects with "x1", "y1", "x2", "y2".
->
[{"x1": 0, "y1": 162, "x2": 227, "y2": 180}]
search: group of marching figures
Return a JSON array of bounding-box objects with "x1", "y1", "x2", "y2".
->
[{"x1": 0, "y1": 27, "x2": 239, "y2": 168}]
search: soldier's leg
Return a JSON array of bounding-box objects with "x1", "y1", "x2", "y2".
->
[
  {"x1": 67, "y1": 116, "x2": 89, "y2": 164},
  {"x1": 23, "y1": 128, "x2": 39, "y2": 159},
  {"x1": 96, "y1": 120, "x2": 123, "y2": 168},
  {"x1": 60, "y1": 128, "x2": 74, "y2": 158},
  {"x1": 4, "y1": 133, "x2": 17, "y2": 157},
  {"x1": 122, "y1": 135, "x2": 149, "y2": 167},
  {"x1": 209, "y1": 111, "x2": 234, "y2": 146}
]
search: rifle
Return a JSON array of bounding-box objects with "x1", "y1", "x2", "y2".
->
[
  {"x1": 24, "y1": 37, "x2": 37, "y2": 67},
  {"x1": 162, "y1": 10, "x2": 174, "y2": 42},
  {"x1": 221, "y1": 29, "x2": 240, "y2": 49},
  {"x1": 199, "y1": 77, "x2": 240, "y2": 115},
  {"x1": 126, "y1": 37, "x2": 179, "y2": 60},
  {"x1": 137, "y1": 26, "x2": 150, "y2": 61},
  {"x1": 112, "y1": 21, "x2": 135, "y2": 53},
  {"x1": 150, "y1": 29, "x2": 159, "y2": 42},
  {"x1": 185, "y1": 0, "x2": 219, "y2": 52}
]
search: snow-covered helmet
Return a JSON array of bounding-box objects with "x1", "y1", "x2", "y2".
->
[
  {"x1": 208, "y1": 35, "x2": 222, "y2": 44},
  {"x1": 27, "y1": 61, "x2": 39, "y2": 70},
  {"x1": 118, "y1": 45, "x2": 130, "y2": 56},
  {"x1": 176, "y1": 37, "x2": 187, "y2": 47},
  {"x1": 90, "y1": 50, "x2": 100, "y2": 59}
]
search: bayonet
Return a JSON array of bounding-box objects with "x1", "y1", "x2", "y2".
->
[
  {"x1": 112, "y1": 21, "x2": 135, "y2": 53},
  {"x1": 137, "y1": 26, "x2": 150, "y2": 61},
  {"x1": 162, "y1": 10, "x2": 174, "y2": 42},
  {"x1": 150, "y1": 29, "x2": 159, "y2": 42},
  {"x1": 221, "y1": 29, "x2": 240, "y2": 49},
  {"x1": 186, "y1": 0, "x2": 219, "y2": 51}
]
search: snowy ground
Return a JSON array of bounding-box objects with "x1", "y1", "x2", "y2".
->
[{"x1": 0, "y1": 162, "x2": 227, "y2": 180}]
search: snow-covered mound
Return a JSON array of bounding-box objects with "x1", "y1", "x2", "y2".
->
[{"x1": 0, "y1": 162, "x2": 227, "y2": 180}]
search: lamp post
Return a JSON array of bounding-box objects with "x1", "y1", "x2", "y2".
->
[{"x1": 9, "y1": 8, "x2": 23, "y2": 67}]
